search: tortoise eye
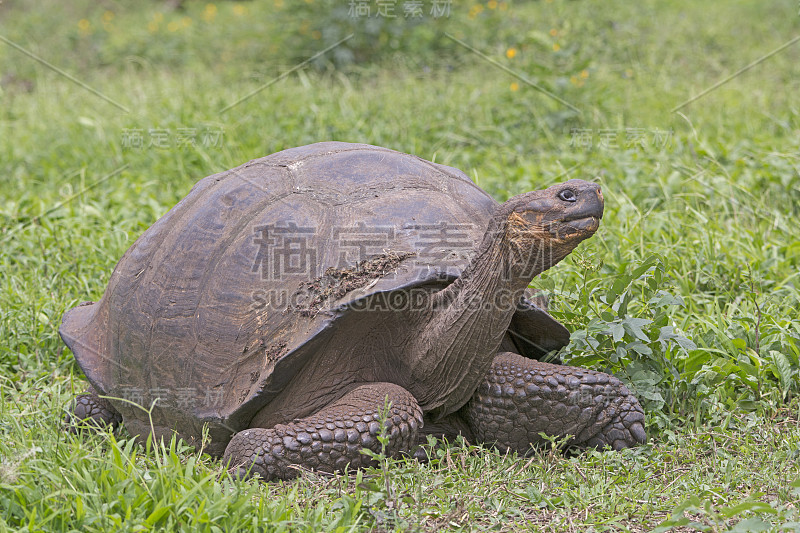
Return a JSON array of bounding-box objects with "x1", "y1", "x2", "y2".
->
[{"x1": 558, "y1": 189, "x2": 577, "y2": 202}]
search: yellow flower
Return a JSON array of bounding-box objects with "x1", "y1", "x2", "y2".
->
[
  {"x1": 203, "y1": 4, "x2": 217, "y2": 22},
  {"x1": 101, "y1": 11, "x2": 114, "y2": 32},
  {"x1": 78, "y1": 19, "x2": 94, "y2": 37},
  {"x1": 487, "y1": 0, "x2": 498, "y2": 9},
  {"x1": 510, "y1": 82, "x2": 519, "y2": 92},
  {"x1": 233, "y1": 4, "x2": 246, "y2": 15},
  {"x1": 468, "y1": 4, "x2": 483, "y2": 18},
  {"x1": 148, "y1": 21, "x2": 159, "y2": 33},
  {"x1": 552, "y1": 43, "x2": 560, "y2": 52},
  {"x1": 506, "y1": 47, "x2": 517, "y2": 59},
  {"x1": 167, "y1": 21, "x2": 180, "y2": 32},
  {"x1": 580, "y1": 69, "x2": 589, "y2": 79},
  {"x1": 549, "y1": 28, "x2": 558, "y2": 37},
  {"x1": 274, "y1": 0, "x2": 284, "y2": 8}
]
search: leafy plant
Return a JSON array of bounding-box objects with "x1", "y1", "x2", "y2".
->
[{"x1": 555, "y1": 254, "x2": 695, "y2": 420}]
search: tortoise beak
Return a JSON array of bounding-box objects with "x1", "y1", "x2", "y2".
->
[{"x1": 566, "y1": 215, "x2": 600, "y2": 232}]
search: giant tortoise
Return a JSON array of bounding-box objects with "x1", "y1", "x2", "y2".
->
[{"x1": 61, "y1": 142, "x2": 645, "y2": 480}]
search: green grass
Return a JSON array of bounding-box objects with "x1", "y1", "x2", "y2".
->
[
  {"x1": 4, "y1": 380, "x2": 800, "y2": 531},
  {"x1": 1, "y1": 0, "x2": 800, "y2": 530}
]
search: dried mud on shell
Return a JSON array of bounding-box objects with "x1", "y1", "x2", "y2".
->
[{"x1": 290, "y1": 251, "x2": 416, "y2": 317}]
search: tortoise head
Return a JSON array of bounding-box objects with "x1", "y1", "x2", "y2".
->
[{"x1": 497, "y1": 179, "x2": 604, "y2": 274}]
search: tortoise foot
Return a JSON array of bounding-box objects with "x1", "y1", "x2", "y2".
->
[
  {"x1": 66, "y1": 390, "x2": 122, "y2": 432},
  {"x1": 223, "y1": 383, "x2": 422, "y2": 482},
  {"x1": 583, "y1": 403, "x2": 647, "y2": 451},
  {"x1": 464, "y1": 352, "x2": 646, "y2": 453}
]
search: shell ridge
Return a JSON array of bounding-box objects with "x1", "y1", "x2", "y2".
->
[{"x1": 263, "y1": 144, "x2": 406, "y2": 168}]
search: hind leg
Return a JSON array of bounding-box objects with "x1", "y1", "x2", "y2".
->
[
  {"x1": 66, "y1": 387, "x2": 122, "y2": 430},
  {"x1": 463, "y1": 352, "x2": 646, "y2": 453},
  {"x1": 223, "y1": 383, "x2": 422, "y2": 481}
]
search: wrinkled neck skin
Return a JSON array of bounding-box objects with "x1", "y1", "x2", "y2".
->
[{"x1": 409, "y1": 210, "x2": 565, "y2": 419}]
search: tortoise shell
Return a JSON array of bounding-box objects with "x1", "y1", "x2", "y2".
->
[{"x1": 60, "y1": 142, "x2": 568, "y2": 455}]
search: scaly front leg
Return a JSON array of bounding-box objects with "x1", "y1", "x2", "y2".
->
[
  {"x1": 463, "y1": 352, "x2": 646, "y2": 452},
  {"x1": 223, "y1": 383, "x2": 422, "y2": 481}
]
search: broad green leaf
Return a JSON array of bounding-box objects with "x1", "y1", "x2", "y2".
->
[
  {"x1": 770, "y1": 350, "x2": 794, "y2": 391},
  {"x1": 610, "y1": 322, "x2": 625, "y2": 343},
  {"x1": 727, "y1": 518, "x2": 773, "y2": 532},
  {"x1": 622, "y1": 317, "x2": 653, "y2": 342}
]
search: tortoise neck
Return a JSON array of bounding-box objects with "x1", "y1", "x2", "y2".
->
[
  {"x1": 406, "y1": 214, "x2": 546, "y2": 418},
  {"x1": 453, "y1": 212, "x2": 550, "y2": 293}
]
